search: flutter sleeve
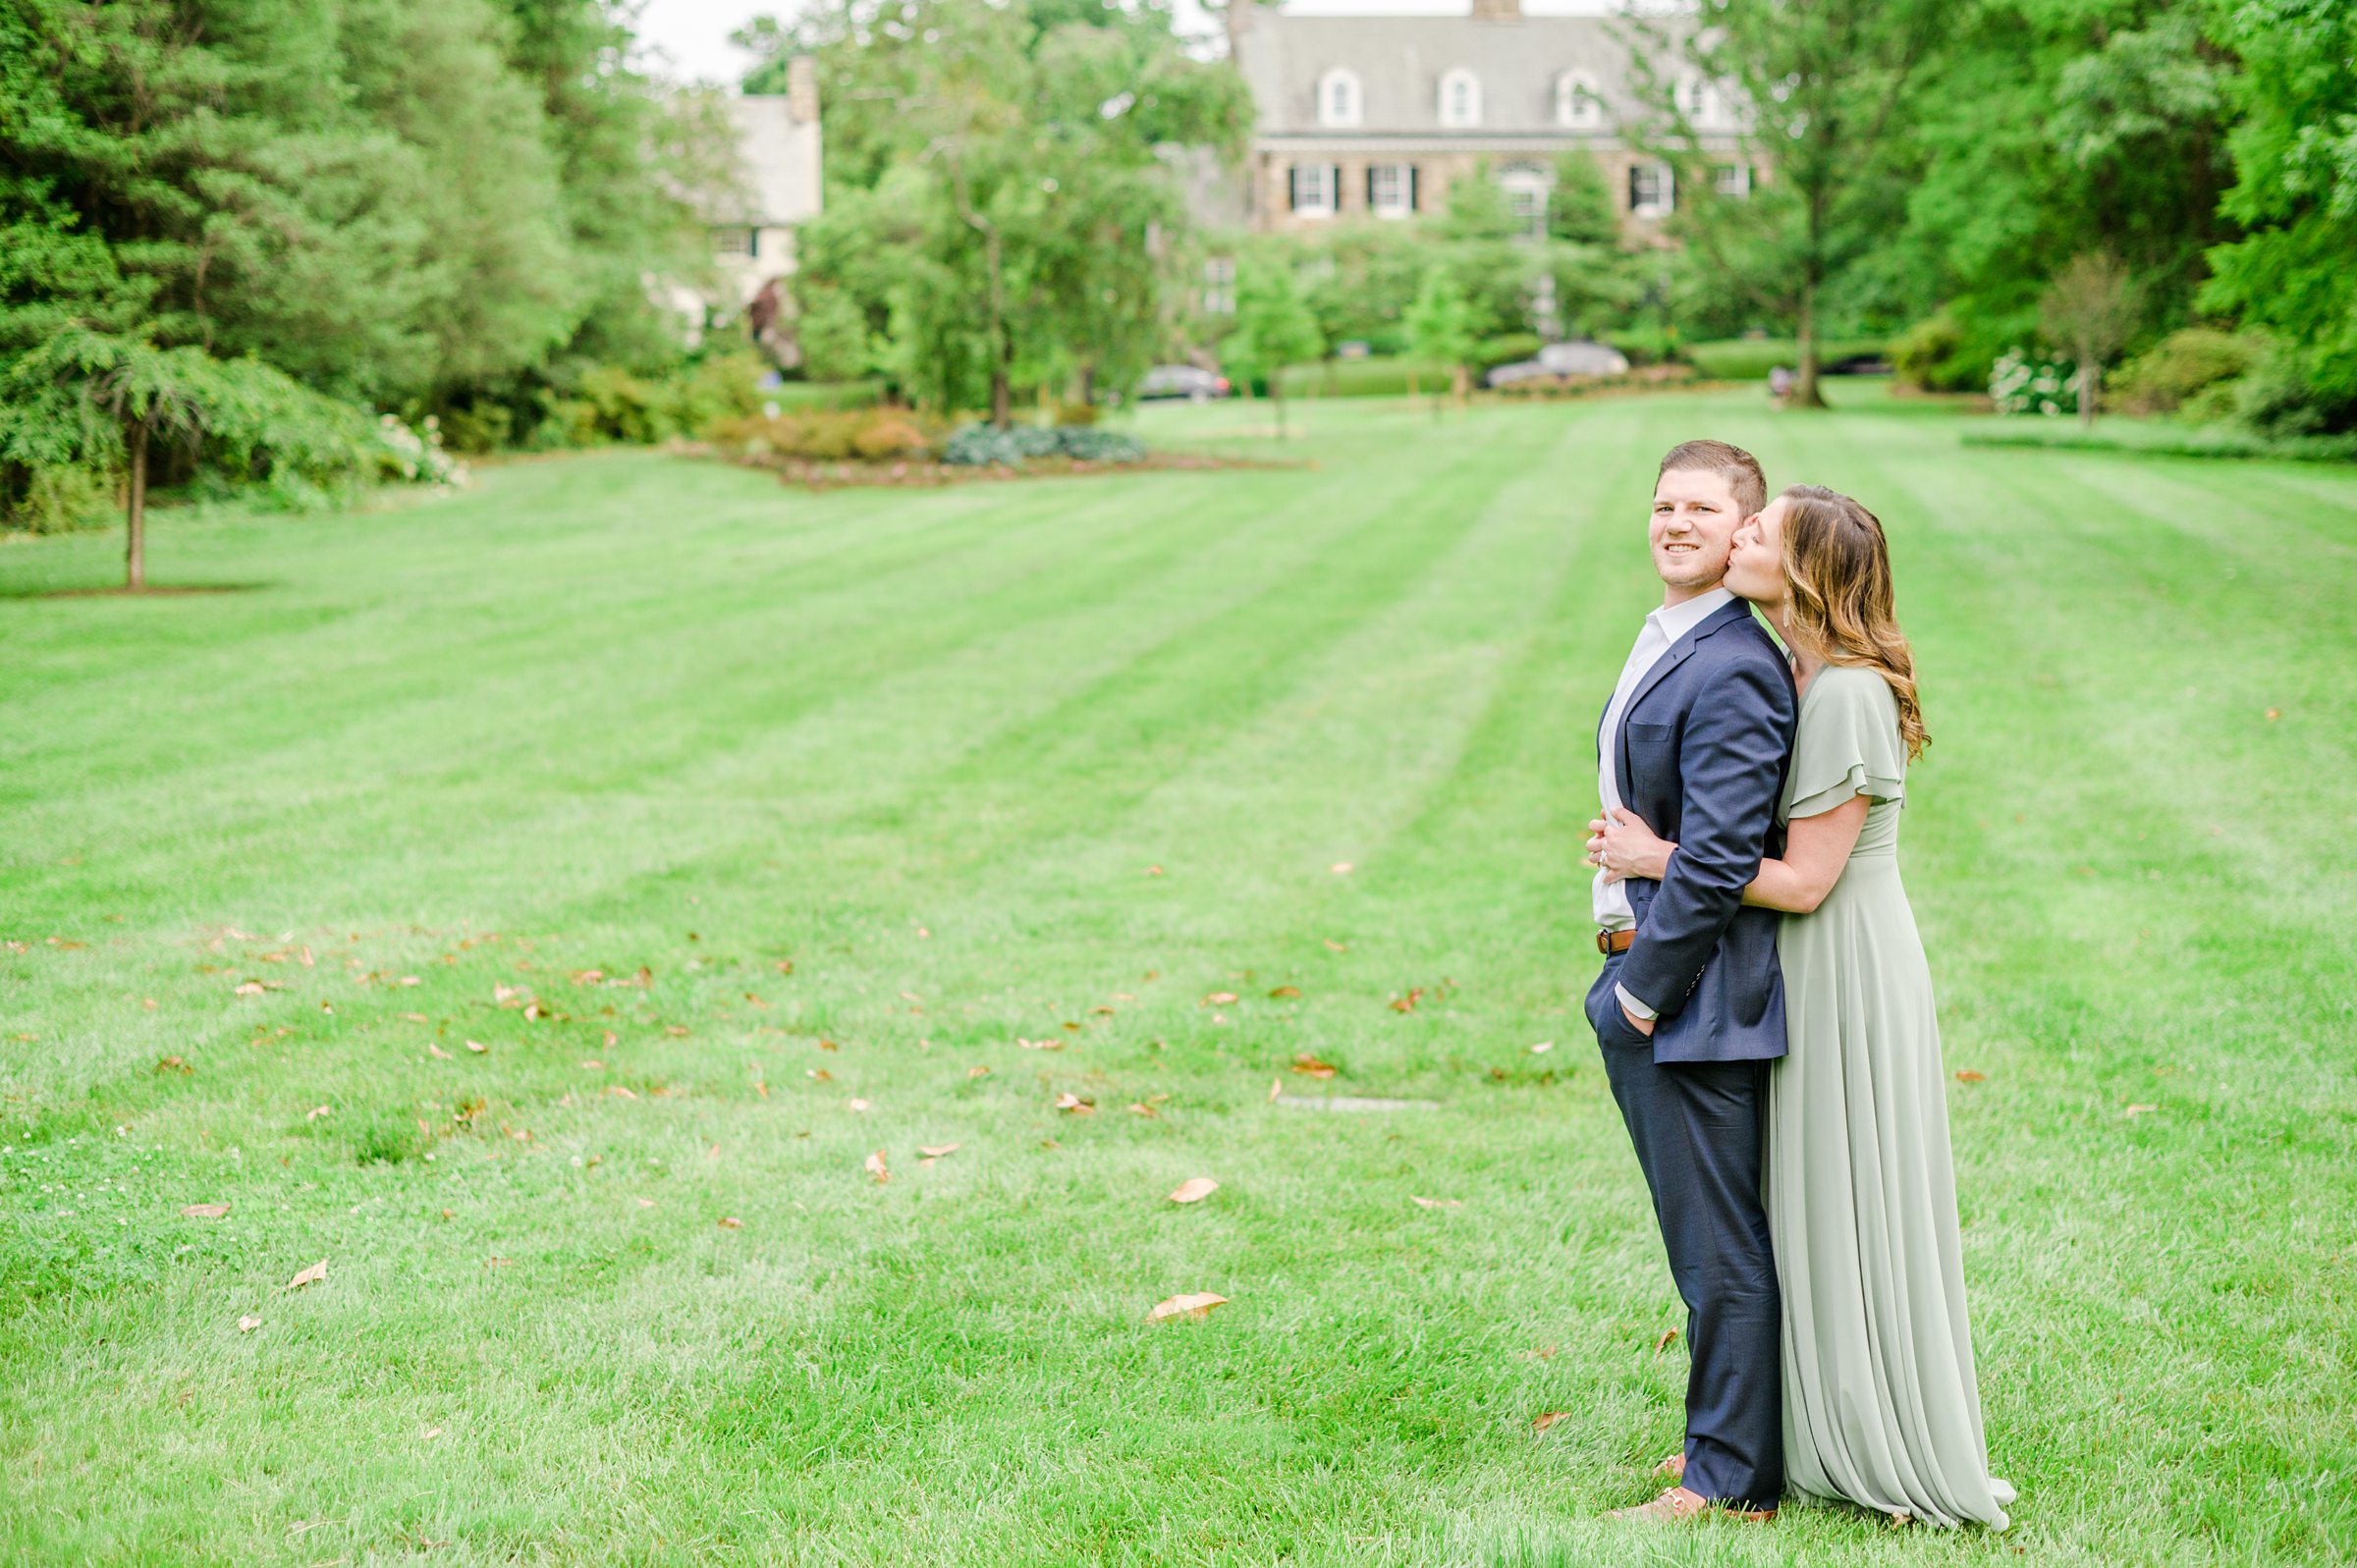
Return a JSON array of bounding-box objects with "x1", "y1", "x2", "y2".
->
[{"x1": 1783, "y1": 665, "x2": 1907, "y2": 820}]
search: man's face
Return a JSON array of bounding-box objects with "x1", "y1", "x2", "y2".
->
[{"x1": 1649, "y1": 466, "x2": 1747, "y2": 603}]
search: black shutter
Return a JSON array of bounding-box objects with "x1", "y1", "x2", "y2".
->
[
  {"x1": 1330, "y1": 164, "x2": 1343, "y2": 210},
  {"x1": 1627, "y1": 166, "x2": 1642, "y2": 210},
  {"x1": 1288, "y1": 164, "x2": 1299, "y2": 211},
  {"x1": 747, "y1": 228, "x2": 759, "y2": 258},
  {"x1": 1366, "y1": 166, "x2": 1378, "y2": 209},
  {"x1": 1407, "y1": 165, "x2": 1419, "y2": 212}
]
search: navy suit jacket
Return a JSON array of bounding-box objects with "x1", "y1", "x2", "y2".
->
[{"x1": 1598, "y1": 597, "x2": 1797, "y2": 1064}]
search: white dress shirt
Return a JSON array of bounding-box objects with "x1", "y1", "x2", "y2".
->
[{"x1": 1596, "y1": 586, "x2": 1735, "y2": 1018}]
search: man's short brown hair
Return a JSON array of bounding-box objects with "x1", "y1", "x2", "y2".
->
[{"x1": 1658, "y1": 439, "x2": 1767, "y2": 518}]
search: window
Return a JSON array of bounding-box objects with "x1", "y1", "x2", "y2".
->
[
  {"x1": 1367, "y1": 163, "x2": 1416, "y2": 219},
  {"x1": 1675, "y1": 72, "x2": 1727, "y2": 130},
  {"x1": 1288, "y1": 162, "x2": 1338, "y2": 218},
  {"x1": 1713, "y1": 163, "x2": 1751, "y2": 198},
  {"x1": 1555, "y1": 70, "x2": 1604, "y2": 130},
  {"x1": 1628, "y1": 162, "x2": 1673, "y2": 218},
  {"x1": 1497, "y1": 162, "x2": 1551, "y2": 242},
  {"x1": 1316, "y1": 68, "x2": 1362, "y2": 129},
  {"x1": 1439, "y1": 67, "x2": 1482, "y2": 129},
  {"x1": 1201, "y1": 255, "x2": 1235, "y2": 316},
  {"x1": 712, "y1": 226, "x2": 756, "y2": 257}
]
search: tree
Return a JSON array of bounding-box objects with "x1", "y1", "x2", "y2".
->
[
  {"x1": 1547, "y1": 149, "x2": 1620, "y2": 247},
  {"x1": 2040, "y1": 252, "x2": 2139, "y2": 427},
  {"x1": 2201, "y1": 0, "x2": 2357, "y2": 429},
  {"x1": 748, "y1": 0, "x2": 1248, "y2": 423},
  {"x1": 1404, "y1": 264, "x2": 1478, "y2": 410},
  {"x1": 1631, "y1": 0, "x2": 1948, "y2": 406},
  {"x1": 1, "y1": 329, "x2": 371, "y2": 587},
  {"x1": 1225, "y1": 260, "x2": 1323, "y2": 437},
  {"x1": 1882, "y1": 2, "x2": 2233, "y2": 387}
]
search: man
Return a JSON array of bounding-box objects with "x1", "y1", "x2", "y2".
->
[{"x1": 1585, "y1": 439, "x2": 1796, "y2": 1522}]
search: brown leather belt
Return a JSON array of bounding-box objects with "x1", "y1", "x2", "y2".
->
[{"x1": 1595, "y1": 928, "x2": 1636, "y2": 955}]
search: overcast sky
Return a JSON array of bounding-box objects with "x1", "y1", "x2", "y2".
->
[{"x1": 633, "y1": 1, "x2": 1619, "y2": 87}]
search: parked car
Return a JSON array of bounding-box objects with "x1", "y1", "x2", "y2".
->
[
  {"x1": 1135, "y1": 364, "x2": 1232, "y2": 402},
  {"x1": 1483, "y1": 339, "x2": 1632, "y2": 389}
]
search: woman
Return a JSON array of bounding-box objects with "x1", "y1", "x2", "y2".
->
[{"x1": 1592, "y1": 485, "x2": 2014, "y2": 1529}]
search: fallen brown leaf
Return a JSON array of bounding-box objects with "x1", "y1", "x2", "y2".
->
[
  {"x1": 1654, "y1": 1326, "x2": 1680, "y2": 1355},
  {"x1": 180, "y1": 1203, "x2": 231, "y2": 1219},
  {"x1": 1409, "y1": 1195, "x2": 1460, "y2": 1210},
  {"x1": 1269, "y1": 986, "x2": 1301, "y2": 999},
  {"x1": 1145, "y1": 1291, "x2": 1228, "y2": 1324},
  {"x1": 1054, "y1": 1092, "x2": 1095, "y2": 1114},
  {"x1": 1518, "y1": 1345, "x2": 1556, "y2": 1362},
  {"x1": 966, "y1": 1064, "x2": 991, "y2": 1079},
  {"x1": 847, "y1": 1097, "x2": 872, "y2": 1112},
  {"x1": 1267, "y1": 1076, "x2": 1282, "y2": 1104},
  {"x1": 1205, "y1": 992, "x2": 1238, "y2": 1006},
  {"x1": 155, "y1": 1055, "x2": 192, "y2": 1074},
  {"x1": 806, "y1": 1067, "x2": 833, "y2": 1082},
  {"x1": 238, "y1": 1315, "x2": 262, "y2": 1333},
  {"x1": 1169, "y1": 1177, "x2": 1219, "y2": 1205},
  {"x1": 464, "y1": 1039, "x2": 488, "y2": 1054},
  {"x1": 1016, "y1": 1036, "x2": 1064, "y2": 1052},
  {"x1": 917, "y1": 1143, "x2": 960, "y2": 1159},
  {"x1": 1125, "y1": 1102, "x2": 1158, "y2": 1117},
  {"x1": 284, "y1": 1260, "x2": 327, "y2": 1292},
  {"x1": 1289, "y1": 1053, "x2": 1338, "y2": 1078},
  {"x1": 718, "y1": 1217, "x2": 742, "y2": 1230},
  {"x1": 1954, "y1": 1069, "x2": 1986, "y2": 1083},
  {"x1": 2124, "y1": 1103, "x2": 2160, "y2": 1116},
  {"x1": 1331, "y1": 862, "x2": 1353, "y2": 875},
  {"x1": 1529, "y1": 1040, "x2": 1555, "y2": 1054},
  {"x1": 428, "y1": 1043, "x2": 453, "y2": 1059},
  {"x1": 1532, "y1": 1412, "x2": 1572, "y2": 1433},
  {"x1": 865, "y1": 1149, "x2": 889, "y2": 1183}
]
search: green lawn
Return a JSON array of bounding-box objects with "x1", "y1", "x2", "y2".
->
[{"x1": 3, "y1": 389, "x2": 2352, "y2": 1565}]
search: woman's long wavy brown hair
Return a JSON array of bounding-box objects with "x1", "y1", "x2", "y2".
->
[{"x1": 1779, "y1": 484, "x2": 1931, "y2": 761}]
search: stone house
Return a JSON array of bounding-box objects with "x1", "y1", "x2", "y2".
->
[{"x1": 1226, "y1": 0, "x2": 1752, "y2": 242}]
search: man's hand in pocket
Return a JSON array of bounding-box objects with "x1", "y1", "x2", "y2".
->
[{"x1": 1622, "y1": 1003, "x2": 1656, "y2": 1038}]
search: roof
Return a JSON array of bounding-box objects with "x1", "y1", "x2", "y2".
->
[{"x1": 1234, "y1": 10, "x2": 1695, "y2": 138}]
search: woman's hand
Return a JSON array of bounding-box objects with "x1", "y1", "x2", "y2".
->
[{"x1": 1598, "y1": 807, "x2": 1674, "y2": 883}]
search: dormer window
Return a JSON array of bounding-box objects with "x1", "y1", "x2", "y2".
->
[
  {"x1": 1555, "y1": 70, "x2": 1604, "y2": 131},
  {"x1": 1317, "y1": 67, "x2": 1362, "y2": 130},
  {"x1": 1675, "y1": 71, "x2": 1727, "y2": 130},
  {"x1": 1439, "y1": 67, "x2": 1482, "y2": 129}
]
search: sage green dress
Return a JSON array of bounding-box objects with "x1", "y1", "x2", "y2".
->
[{"x1": 1767, "y1": 664, "x2": 2015, "y2": 1529}]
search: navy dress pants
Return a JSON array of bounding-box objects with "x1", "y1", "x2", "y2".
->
[{"x1": 1588, "y1": 954, "x2": 1784, "y2": 1511}]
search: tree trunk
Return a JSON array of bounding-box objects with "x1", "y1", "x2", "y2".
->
[
  {"x1": 990, "y1": 327, "x2": 1013, "y2": 430},
  {"x1": 1452, "y1": 362, "x2": 1470, "y2": 408},
  {"x1": 1791, "y1": 271, "x2": 1830, "y2": 409},
  {"x1": 125, "y1": 419, "x2": 148, "y2": 590},
  {"x1": 2078, "y1": 356, "x2": 2099, "y2": 429}
]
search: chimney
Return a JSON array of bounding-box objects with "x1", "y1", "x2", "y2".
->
[
  {"x1": 786, "y1": 54, "x2": 818, "y2": 125},
  {"x1": 1471, "y1": 0, "x2": 1523, "y2": 19}
]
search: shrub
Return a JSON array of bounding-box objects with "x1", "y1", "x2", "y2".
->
[
  {"x1": 1474, "y1": 333, "x2": 1546, "y2": 373},
  {"x1": 708, "y1": 406, "x2": 947, "y2": 461},
  {"x1": 850, "y1": 413, "x2": 929, "y2": 460},
  {"x1": 1891, "y1": 310, "x2": 1985, "y2": 393},
  {"x1": 1053, "y1": 428, "x2": 1146, "y2": 463},
  {"x1": 2219, "y1": 342, "x2": 2357, "y2": 438},
  {"x1": 940, "y1": 424, "x2": 1146, "y2": 466},
  {"x1": 1989, "y1": 349, "x2": 2079, "y2": 416},
  {"x1": 6, "y1": 462, "x2": 114, "y2": 533},
  {"x1": 2111, "y1": 329, "x2": 2262, "y2": 415},
  {"x1": 1684, "y1": 337, "x2": 1891, "y2": 381}
]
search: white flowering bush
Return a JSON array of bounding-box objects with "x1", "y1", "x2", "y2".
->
[
  {"x1": 1990, "y1": 349, "x2": 2084, "y2": 416},
  {"x1": 372, "y1": 412, "x2": 467, "y2": 488}
]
